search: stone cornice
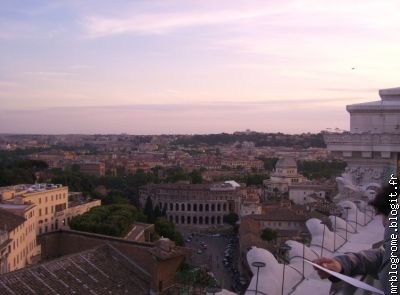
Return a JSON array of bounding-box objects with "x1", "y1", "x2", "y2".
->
[{"x1": 323, "y1": 132, "x2": 400, "y2": 145}]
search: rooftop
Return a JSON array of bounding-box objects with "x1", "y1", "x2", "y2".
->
[
  {"x1": 0, "y1": 208, "x2": 26, "y2": 232},
  {"x1": 0, "y1": 244, "x2": 150, "y2": 295}
]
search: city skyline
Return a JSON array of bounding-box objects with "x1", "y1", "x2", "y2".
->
[{"x1": 1, "y1": 0, "x2": 400, "y2": 133}]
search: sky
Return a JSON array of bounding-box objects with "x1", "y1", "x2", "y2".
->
[{"x1": 1, "y1": 0, "x2": 400, "y2": 134}]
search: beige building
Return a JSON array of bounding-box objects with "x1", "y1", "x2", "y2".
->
[
  {"x1": 0, "y1": 205, "x2": 37, "y2": 273},
  {"x1": 0, "y1": 184, "x2": 101, "y2": 274},
  {"x1": 55, "y1": 192, "x2": 101, "y2": 230},
  {"x1": 0, "y1": 184, "x2": 101, "y2": 236},
  {"x1": 139, "y1": 181, "x2": 241, "y2": 227},
  {"x1": 1, "y1": 184, "x2": 69, "y2": 235}
]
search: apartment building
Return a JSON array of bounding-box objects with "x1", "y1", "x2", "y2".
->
[
  {"x1": 0, "y1": 205, "x2": 37, "y2": 273},
  {"x1": 0, "y1": 184, "x2": 68, "y2": 235},
  {"x1": 78, "y1": 162, "x2": 106, "y2": 176},
  {"x1": 0, "y1": 184, "x2": 101, "y2": 235}
]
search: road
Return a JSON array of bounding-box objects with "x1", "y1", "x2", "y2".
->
[{"x1": 182, "y1": 232, "x2": 239, "y2": 291}]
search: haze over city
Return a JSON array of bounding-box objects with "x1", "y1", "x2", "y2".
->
[{"x1": 1, "y1": 0, "x2": 400, "y2": 134}]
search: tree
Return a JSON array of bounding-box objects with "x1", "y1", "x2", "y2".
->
[
  {"x1": 189, "y1": 170, "x2": 203, "y2": 184},
  {"x1": 223, "y1": 213, "x2": 239, "y2": 226},
  {"x1": 297, "y1": 160, "x2": 346, "y2": 180},
  {"x1": 245, "y1": 174, "x2": 264, "y2": 186},
  {"x1": 69, "y1": 204, "x2": 138, "y2": 237},
  {"x1": 154, "y1": 204, "x2": 162, "y2": 219},
  {"x1": 155, "y1": 217, "x2": 184, "y2": 246},
  {"x1": 144, "y1": 196, "x2": 155, "y2": 223},
  {"x1": 261, "y1": 228, "x2": 277, "y2": 241}
]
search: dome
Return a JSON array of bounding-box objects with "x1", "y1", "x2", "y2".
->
[{"x1": 275, "y1": 158, "x2": 297, "y2": 169}]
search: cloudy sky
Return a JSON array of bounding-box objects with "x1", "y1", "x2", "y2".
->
[{"x1": 1, "y1": 0, "x2": 399, "y2": 134}]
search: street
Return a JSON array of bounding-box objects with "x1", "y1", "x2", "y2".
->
[{"x1": 181, "y1": 230, "x2": 245, "y2": 292}]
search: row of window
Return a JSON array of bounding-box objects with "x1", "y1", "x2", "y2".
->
[
  {"x1": 37, "y1": 217, "x2": 72, "y2": 235},
  {"x1": 168, "y1": 215, "x2": 223, "y2": 225},
  {"x1": 38, "y1": 203, "x2": 67, "y2": 216},
  {"x1": 11, "y1": 239, "x2": 36, "y2": 269},
  {"x1": 38, "y1": 192, "x2": 67, "y2": 204},
  {"x1": 263, "y1": 221, "x2": 301, "y2": 227},
  {"x1": 12, "y1": 222, "x2": 34, "y2": 252},
  {"x1": 160, "y1": 202, "x2": 229, "y2": 213}
]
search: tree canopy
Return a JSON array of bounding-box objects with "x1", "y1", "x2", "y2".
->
[
  {"x1": 69, "y1": 204, "x2": 138, "y2": 237},
  {"x1": 261, "y1": 228, "x2": 277, "y2": 241}
]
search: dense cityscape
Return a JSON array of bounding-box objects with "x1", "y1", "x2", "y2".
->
[
  {"x1": 1, "y1": 86, "x2": 399, "y2": 294},
  {"x1": 1, "y1": 1, "x2": 399, "y2": 294}
]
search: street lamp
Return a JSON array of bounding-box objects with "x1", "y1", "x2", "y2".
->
[
  {"x1": 320, "y1": 220, "x2": 329, "y2": 257},
  {"x1": 333, "y1": 214, "x2": 337, "y2": 251},
  {"x1": 280, "y1": 244, "x2": 292, "y2": 295},
  {"x1": 343, "y1": 206, "x2": 351, "y2": 242},
  {"x1": 354, "y1": 200, "x2": 360, "y2": 232},
  {"x1": 251, "y1": 261, "x2": 266, "y2": 295},
  {"x1": 300, "y1": 231, "x2": 309, "y2": 279}
]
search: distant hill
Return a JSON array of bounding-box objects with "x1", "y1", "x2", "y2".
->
[{"x1": 172, "y1": 132, "x2": 326, "y2": 148}]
